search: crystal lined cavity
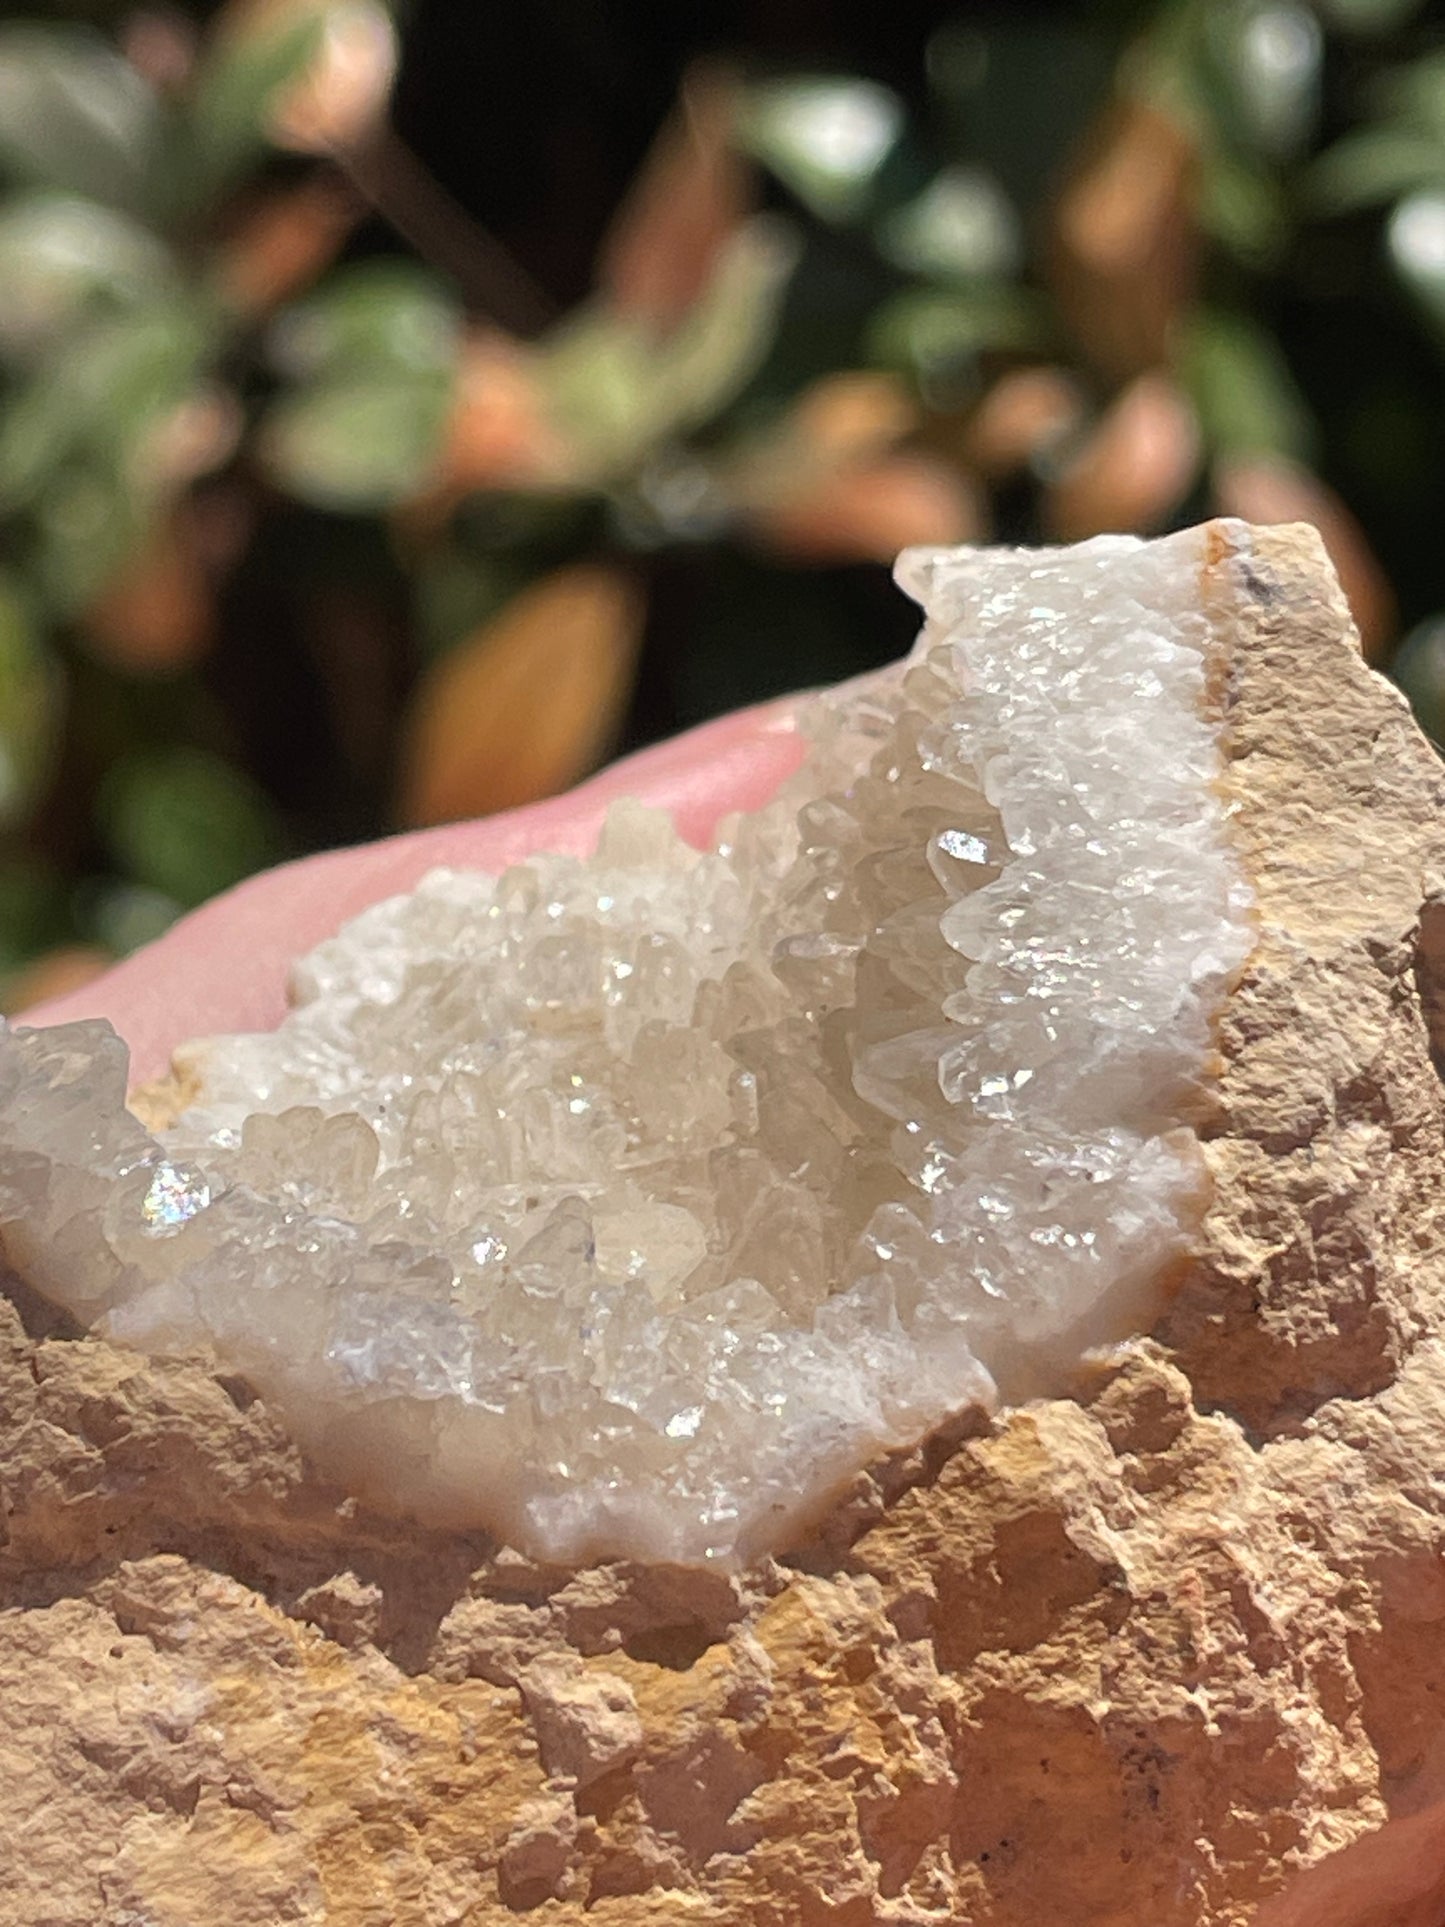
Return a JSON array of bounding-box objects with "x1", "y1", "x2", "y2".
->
[{"x1": 0, "y1": 527, "x2": 1255, "y2": 1566}]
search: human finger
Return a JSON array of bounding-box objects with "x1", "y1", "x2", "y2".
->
[{"x1": 22, "y1": 696, "x2": 805, "y2": 1087}]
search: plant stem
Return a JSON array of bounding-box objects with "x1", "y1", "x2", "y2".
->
[{"x1": 340, "y1": 124, "x2": 557, "y2": 337}]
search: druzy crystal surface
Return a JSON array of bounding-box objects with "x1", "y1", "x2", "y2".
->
[{"x1": 0, "y1": 528, "x2": 1255, "y2": 1565}]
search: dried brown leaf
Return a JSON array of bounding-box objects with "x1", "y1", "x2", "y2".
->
[
  {"x1": 3, "y1": 945, "x2": 111, "y2": 1015},
  {"x1": 786, "y1": 372, "x2": 919, "y2": 466},
  {"x1": 726, "y1": 372, "x2": 918, "y2": 518},
  {"x1": 215, "y1": 175, "x2": 363, "y2": 316},
  {"x1": 428, "y1": 328, "x2": 574, "y2": 500},
  {"x1": 1045, "y1": 372, "x2": 1200, "y2": 542},
  {"x1": 756, "y1": 454, "x2": 986, "y2": 566},
  {"x1": 83, "y1": 513, "x2": 215, "y2": 674},
  {"x1": 1052, "y1": 98, "x2": 1197, "y2": 380},
  {"x1": 122, "y1": 10, "x2": 198, "y2": 92},
  {"x1": 266, "y1": 0, "x2": 397, "y2": 155},
  {"x1": 598, "y1": 60, "x2": 751, "y2": 336},
  {"x1": 964, "y1": 367, "x2": 1084, "y2": 479},
  {"x1": 398, "y1": 565, "x2": 645, "y2": 826}
]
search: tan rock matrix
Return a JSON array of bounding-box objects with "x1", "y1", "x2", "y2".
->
[{"x1": 2, "y1": 520, "x2": 1444, "y2": 1924}]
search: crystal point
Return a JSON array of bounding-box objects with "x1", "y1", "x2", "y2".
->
[{"x1": 0, "y1": 527, "x2": 1256, "y2": 1565}]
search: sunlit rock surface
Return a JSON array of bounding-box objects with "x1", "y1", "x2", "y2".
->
[{"x1": 0, "y1": 527, "x2": 1254, "y2": 1565}]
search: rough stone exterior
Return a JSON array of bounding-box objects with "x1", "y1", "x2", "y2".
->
[{"x1": 4, "y1": 522, "x2": 1444, "y2": 1924}]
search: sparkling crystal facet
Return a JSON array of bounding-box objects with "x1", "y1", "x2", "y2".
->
[{"x1": 0, "y1": 529, "x2": 1255, "y2": 1565}]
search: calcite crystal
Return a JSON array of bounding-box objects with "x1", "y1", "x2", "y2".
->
[{"x1": 0, "y1": 528, "x2": 1255, "y2": 1565}]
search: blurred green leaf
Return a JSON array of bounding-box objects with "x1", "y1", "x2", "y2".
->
[
  {"x1": 264, "y1": 264, "x2": 459, "y2": 508},
  {"x1": 0, "y1": 192, "x2": 175, "y2": 360},
  {"x1": 867, "y1": 286, "x2": 1045, "y2": 382},
  {"x1": 1308, "y1": 49, "x2": 1445, "y2": 222},
  {"x1": 540, "y1": 218, "x2": 799, "y2": 481},
  {"x1": 1376, "y1": 50, "x2": 1445, "y2": 143},
  {"x1": 538, "y1": 317, "x2": 655, "y2": 478},
  {"x1": 0, "y1": 571, "x2": 60, "y2": 831},
  {"x1": 1199, "y1": 150, "x2": 1288, "y2": 262},
  {"x1": 0, "y1": 300, "x2": 213, "y2": 509},
  {"x1": 264, "y1": 373, "x2": 453, "y2": 510},
  {"x1": 1181, "y1": 309, "x2": 1314, "y2": 459},
  {"x1": 0, "y1": 299, "x2": 215, "y2": 612},
  {"x1": 0, "y1": 25, "x2": 161, "y2": 216},
  {"x1": 875, "y1": 167, "x2": 1019, "y2": 283},
  {"x1": 32, "y1": 470, "x2": 152, "y2": 617},
  {"x1": 739, "y1": 78, "x2": 904, "y2": 223},
  {"x1": 1388, "y1": 189, "x2": 1445, "y2": 343},
  {"x1": 1309, "y1": 126, "x2": 1445, "y2": 216},
  {"x1": 649, "y1": 225, "x2": 800, "y2": 434},
  {"x1": 184, "y1": 10, "x2": 325, "y2": 206},
  {"x1": 1205, "y1": 1, "x2": 1322, "y2": 163},
  {"x1": 98, "y1": 747, "x2": 283, "y2": 908},
  {"x1": 269, "y1": 259, "x2": 460, "y2": 380},
  {"x1": 84, "y1": 880, "x2": 182, "y2": 956},
  {"x1": 0, "y1": 859, "x2": 67, "y2": 972},
  {"x1": 1315, "y1": 0, "x2": 1428, "y2": 29},
  {"x1": 1140, "y1": 0, "x2": 1320, "y2": 167},
  {"x1": 1392, "y1": 615, "x2": 1445, "y2": 745}
]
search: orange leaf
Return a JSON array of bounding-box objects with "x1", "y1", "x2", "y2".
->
[
  {"x1": 756, "y1": 454, "x2": 986, "y2": 566},
  {"x1": 965, "y1": 367, "x2": 1084, "y2": 479},
  {"x1": 269, "y1": 1, "x2": 397, "y2": 155},
  {"x1": 1213, "y1": 454, "x2": 1397, "y2": 661},
  {"x1": 122, "y1": 10, "x2": 198, "y2": 92},
  {"x1": 215, "y1": 175, "x2": 362, "y2": 317},
  {"x1": 597, "y1": 60, "x2": 752, "y2": 335},
  {"x1": 3, "y1": 945, "x2": 111, "y2": 1015},
  {"x1": 1044, "y1": 372, "x2": 1200, "y2": 542},
  {"x1": 398, "y1": 566, "x2": 645, "y2": 826},
  {"x1": 1051, "y1": 98, "x2": 1197, "y2": 380},
  {"x1": 136, "y1": 388, "x2": 243, "y2": 494},
  {"x1": 213, "y1": 0, "x2": 396, "y2": 154},
  {"x1": 785, "y1": 372, "x2": 918, "y2": 467},
  {"x1": 428, "y1": 328, "x2": 573, "y2": 501},
  {"x1": 725, "y1": 371, "x2": 919, "y2": 526},
  {"x1": 83, "y1": 514, "x2": 215, "y2": 674}
]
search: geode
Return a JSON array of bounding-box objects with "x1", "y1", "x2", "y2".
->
[
  {"x1": 0, "y1": 525, "x2": 1259, "y2": 1566},
  {"x1": 6, "y1": 519, "x2": 1445, "y2": 1926}
]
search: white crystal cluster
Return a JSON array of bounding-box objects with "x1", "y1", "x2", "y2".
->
[{"x1": 0, "y1": 528, "x2": 1254, "y2": 1565}]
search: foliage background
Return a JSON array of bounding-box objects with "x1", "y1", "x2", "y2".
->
[{"x1": 0, "y1": 0, "x2": 1442, "y2": 1007}]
